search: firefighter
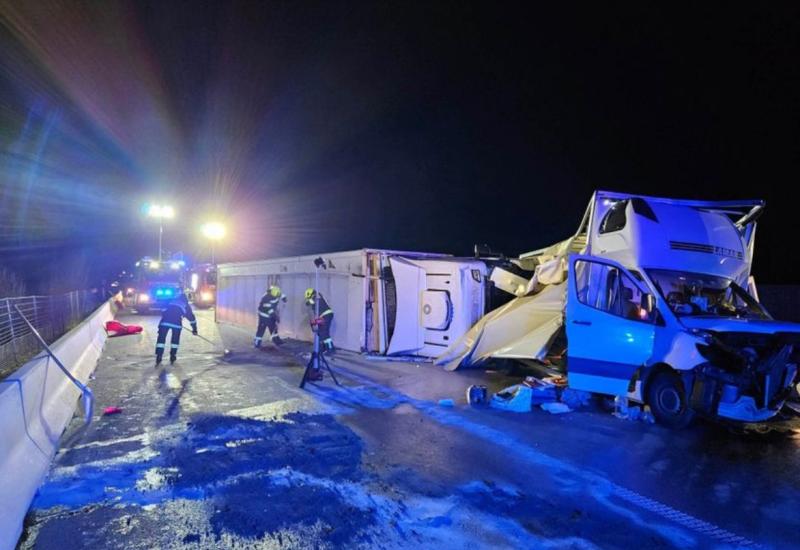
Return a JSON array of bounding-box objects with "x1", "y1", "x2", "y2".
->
[
  {"x1": 304, "y1": 288, "x2": 334, "y2": 353},
  {"x1": 254, "y1": 285, "x2": 287, "y2": 348},
  {"x1": 155, "y1": 292, "x2": 197, "y2": 365}
]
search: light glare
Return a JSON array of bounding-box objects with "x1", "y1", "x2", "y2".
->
[
  {"x1": 201, "y1": 221, "x2": 226, "y2": 241},
  {"x1": 147, "y1": 204, "x2": 175, "y2": 219}
]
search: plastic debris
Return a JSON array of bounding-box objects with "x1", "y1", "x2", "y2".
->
[
  {"x1": 466, "y1": 385, "x2": 488, "y2": 405},
  {"x1": 542, "y1": 375, "x2": 568, "y2": 387},
  {"x1": 541, "y1": 402, "x2": 572, "y2": 414},
  {"x1": 521, "y1": 376, "x2": 558, "y2": 404},
  {"x1": 103, "y1": 406, "x2": 123, "y2": 415},
  {"x1": 613, "y1": 396, "x2": 629, "y2": 418},
  {"x1": 438, "y1": 399, "x2": 455, "y2": 407},
  {"x1": 105, "y1": 321, "x2": 143, "y2": 338},
  {"x1": 560, "y1": 388, "x2": 592, "y2": 409},
  {"x1": 490, "y1": 385, "x2": 532, "y2": 413}
]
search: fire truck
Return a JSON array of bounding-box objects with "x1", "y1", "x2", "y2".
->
[
  {"x1": 130, "y1": 257, "x2": 186, "y2": 314},
  {"x1": 188, "y1": 263, "x2": 217, "y2": 309}
]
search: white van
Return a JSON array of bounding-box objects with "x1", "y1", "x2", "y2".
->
[{"x1": 441, "y1": 192, "x2": 800, "y2": 427}]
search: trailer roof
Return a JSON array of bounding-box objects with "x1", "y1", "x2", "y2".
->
[
  {"x1": 217, "y1": 248, "x2": 450, "y2": 269},
  {"x1": 596, "y1": 190, "x2": 765, "y2": 210}
]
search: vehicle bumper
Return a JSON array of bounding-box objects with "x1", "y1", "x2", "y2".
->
[{"x1": 716, "y1": 396, "x2": 780, "y2": 422}]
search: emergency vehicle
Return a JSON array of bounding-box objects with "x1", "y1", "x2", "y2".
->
[
  {"x1": 131, "y1": 257, "x2": 186, "y2": 314},
  {"x1": 189, "y1": 263, "x2": 217, "y2": 309}
]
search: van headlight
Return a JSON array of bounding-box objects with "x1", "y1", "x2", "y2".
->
[{"x1": 138, "y1": 293, "x2": 150, "y2": 303}]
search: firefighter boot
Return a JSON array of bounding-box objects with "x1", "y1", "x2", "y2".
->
[
  {"x1": 155, "y1": 355, "x2": 162, "y2": 367},
  {"x1": 273, "y1": 335, "x2": 284, "y2": 346},
  {"x1": 169, "y1": 353, "x2": 177, "y2": 365}
]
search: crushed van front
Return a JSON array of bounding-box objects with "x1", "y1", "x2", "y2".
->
[{"x1": 681, "y1": 318, "x2": 800, "y2": 422}]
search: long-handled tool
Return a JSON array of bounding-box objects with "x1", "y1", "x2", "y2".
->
[
  {"x1": 183, "y1": 322, "x2": 232, "y2": 356},
  {"x1": 14, "y1": 304, "x2": 94, "y2": 424}
]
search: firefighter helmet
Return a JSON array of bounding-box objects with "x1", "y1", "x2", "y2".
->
[
  {"x1": 304, "y1": 288, "x2": 315, "y2": 300},
  {"x1": 269, "y1": 285, "x2": 281, "y2": 297}
]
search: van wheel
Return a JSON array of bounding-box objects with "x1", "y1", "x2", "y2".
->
[{"x1": 647, "y1": 372, "x2": 695, "y2": 429}]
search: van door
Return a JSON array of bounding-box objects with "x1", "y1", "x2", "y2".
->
[
  {"x1": 386, "y1": 257, "x2": 425, "y2": 355},
  {"x1": 566, "y1": 255, "x2": 656, "y2": 395}
]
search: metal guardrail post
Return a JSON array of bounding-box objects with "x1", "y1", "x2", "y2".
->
[
  {"x1": 13, "y1": 305, "x2": 93, "y2": 425},
  {"x1": 5, "y1": 298, "x2": 18, "y2": 365}
]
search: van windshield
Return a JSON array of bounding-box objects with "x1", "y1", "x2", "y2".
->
[{"x1": 646, "y1": 269, "x2": 768, "y2": 319}]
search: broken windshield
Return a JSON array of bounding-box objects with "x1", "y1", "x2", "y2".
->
[{"x1": 646, "y1": 269, "x2": 768, "y2": 319}]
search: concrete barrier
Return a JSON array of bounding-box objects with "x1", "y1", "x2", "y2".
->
[{"x1": 0, "y1": 300, "x2": 114, "y2": 550}]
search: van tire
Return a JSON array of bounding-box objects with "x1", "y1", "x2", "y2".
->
[{"x1": 647, "y1": 371, "x2": 695, "y2": 429}]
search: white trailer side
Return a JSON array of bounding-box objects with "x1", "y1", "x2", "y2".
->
[{"x1": 216, "y1": 249, "x2": 488, "y2": 356}]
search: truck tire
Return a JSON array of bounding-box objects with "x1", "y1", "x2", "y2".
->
[{"x1": 647, "y1": 371, "x2": 695, "y2": 429}]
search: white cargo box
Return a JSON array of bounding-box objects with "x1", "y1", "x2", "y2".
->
[{"x1": 216, "y1": 249, "x2": 487, "y2": 357}]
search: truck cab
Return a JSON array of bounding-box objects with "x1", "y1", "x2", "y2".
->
[
  {"x1": 131, "y1": 258, "x2": 186, "y2": 314},
  {"x1": 189, "y1": 263, "x2": 217, "y2": 309},
  {"x1": 565, "y1": 193, "x2": 800, "y2": 427}
]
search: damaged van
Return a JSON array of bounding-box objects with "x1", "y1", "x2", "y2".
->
[{"x1": 438, "y1": 191, "x2": 800, "y2": 428}]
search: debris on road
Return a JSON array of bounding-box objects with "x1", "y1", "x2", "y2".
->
[
  {"x1": 102, "y1": 406, "x2": 123, "y2": 416},
  {"x1": 560, "y1": 388, "x2": 593, "y2": 409},
  {"x1": 104, "y1": 320, "x2": 143, "y2": 337},
  {"x1": 523, "y1": 377, "x2": 559, "y2": 405},
  {"x1": 466, "y1": 385, "x2": 488, "y2": 405},
  {"x1": 490, "y1": 384, "x2": 532, "y2": 412},
  {"x1": 540, "y1": 402, "x2": 572, "y2": 414},
  {"x1": 438, "y1": 399, "x2": 455, "y2": 407}
]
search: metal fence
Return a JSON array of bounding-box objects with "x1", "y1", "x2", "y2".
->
[{"x1": 0, "y1": 291, "x2": 103, "y2": 380}]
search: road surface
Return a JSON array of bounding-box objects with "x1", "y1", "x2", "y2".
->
[{"x1": 19, "y1": 310, "x2": 800, "y2": 549}]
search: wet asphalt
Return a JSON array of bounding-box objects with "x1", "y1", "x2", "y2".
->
[{"x1": 18, "y1": 310, "x2": 800, "y2": 549}]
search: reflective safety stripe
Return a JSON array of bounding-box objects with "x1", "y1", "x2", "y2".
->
[
  {"x1": 254, "y1": 337, "x2": 262, "y2": 342},
  {"x1": 323, "y1": 338, "x2": 333, "y2": 344},
  {"x1": 258, "y1": 311, "x2": 272, "y2": 318},
  {"x1": 321, "y1": 309, "x2": 333, "y2": 317},
  {"x1": 156, "y1": 343, "x2": 165, "y2": 349},
  {"x1": 306, "y1": 299, "x2": 315, "y2": 306},
  {"x1": 270, "y1": 333, "x2": 279, "y2": 340},
  {"x1": 160, "y1": 322, "x2": 182, "y2": 329},
  {"x1": 170, "y1": 344, "x2": 179, "y2": 349}
]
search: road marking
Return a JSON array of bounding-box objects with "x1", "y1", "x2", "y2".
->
[{"x1": 314, "y1": 366, "x2": 763, "y2": 549}]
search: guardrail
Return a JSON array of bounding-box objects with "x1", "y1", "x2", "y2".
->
[
  {"x1": 0, "y1": 291, "x2": 102, "y2": 380},
  {"x1": 0, "y1": 298, "x2": 115, "y2": 550}
]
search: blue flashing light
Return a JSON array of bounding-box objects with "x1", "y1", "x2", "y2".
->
[{"x1": 156, "y1": 289, "x2": 164, "y2": 296}]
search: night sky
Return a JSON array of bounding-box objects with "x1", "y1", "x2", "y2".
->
[{"x1": 1, "y1": 2, "x2": 799, "y2": 291}]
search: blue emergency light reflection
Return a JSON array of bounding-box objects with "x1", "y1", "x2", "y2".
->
[{"x1": 154, "y1": 288, "x2": 174, "y2": 297}]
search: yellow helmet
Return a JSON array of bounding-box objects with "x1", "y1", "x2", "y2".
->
[
  {"x1": 304, "y1": 288, "x2": 315, "y2": 300},
  {"x1": 269, "y1": 285, "x2": 281, "y2": 297}
]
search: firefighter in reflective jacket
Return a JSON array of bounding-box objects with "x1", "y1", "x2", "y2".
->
[
  {"x1": 254, "y1": 285, "x2": 287, "y2": 348},
  {"x1": 156, "y1": 293, "x2": 197, "y2": 365},
  {"x1": 305, "y1": 288, "x2": 334, "y2": 352}
]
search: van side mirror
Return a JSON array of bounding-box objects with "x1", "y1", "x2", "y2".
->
[{"x1": 640, "y1": 293, "x2": 655, "y2": 313}]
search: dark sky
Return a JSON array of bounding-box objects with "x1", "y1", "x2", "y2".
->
[{"x1": 1, "y1": 2, "x2": 799, "y2": 290}]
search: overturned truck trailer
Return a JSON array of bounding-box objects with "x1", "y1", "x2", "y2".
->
[
  {"x1": 216, "y1": 249, "x2": 492, "y2": 357},
  {"x1": 439, "y1": 190, "x2": 800, "y2": 427}
]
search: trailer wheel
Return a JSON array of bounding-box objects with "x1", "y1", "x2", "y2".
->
[{"x1": 647, "y1": 371, "x2": 695, "y2": 429}]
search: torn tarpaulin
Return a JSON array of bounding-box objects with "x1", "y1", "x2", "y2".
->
[{"x1": 435, "y1": 282, "x2": 566, "y2": 371}]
